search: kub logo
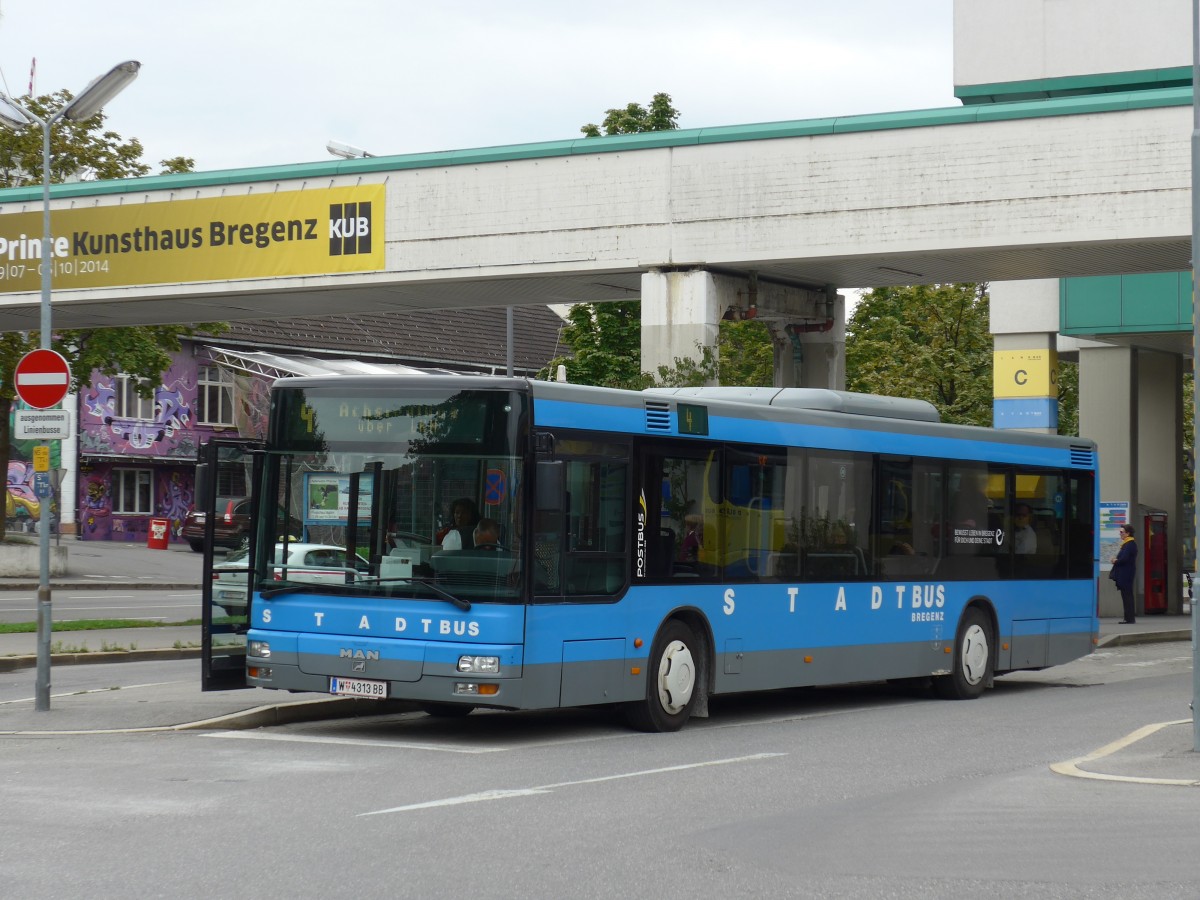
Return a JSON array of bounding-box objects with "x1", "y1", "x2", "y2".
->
[{"x1": 329, "y1": 202, "x2": 372, "y2": 256}]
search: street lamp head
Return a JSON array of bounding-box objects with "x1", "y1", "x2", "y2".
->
[
  {"x1": 327, "y1": 139, "x2": 374, "y2": 160},
  {"x1": 0, "y1": 93, "x2": 32, "y2": 131},
  {"x1": 62, "y1": 60, "x2": 141, "y2": 122}
]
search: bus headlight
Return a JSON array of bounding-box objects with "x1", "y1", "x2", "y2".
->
[
  {"x1": 248, "y1": 641, "x2": 271, "y2": 659},
  {"x1": 457, "y1": 655, "x2": 499, "y2": 674}
]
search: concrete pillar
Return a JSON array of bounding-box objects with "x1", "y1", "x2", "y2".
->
[
  {"x1": 1080, "y1": 345, "x2": 1135, "y2": 618},
  {"x1": 989, "y1": 280, "x2": 1059, "y2": 433},
  {"x1": 766, "y1": 288, "x2": 846, "y2": 390},
  {"x1": 640, "y1": 269, "x2": 724, "y2": 382},
  {"x1": 1080, "y1": 346, "x2": 1183, "y2": 615},
  {"x1": 639, "y1": 268, "x2": 844, "y2": 388},
  {"x1": 1135, "y1": 349, "x2": 1184, "y2": 614}
]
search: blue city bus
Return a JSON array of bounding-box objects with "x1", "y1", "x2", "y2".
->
[{"x1": 241, "y1": 375, "x2": 1098, "y2": 731}]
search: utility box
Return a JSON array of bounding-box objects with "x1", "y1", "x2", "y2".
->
[
  {"x1": 1143, "y1": 512, "x2": 1168, "y2": 614},
  {"x1": 147, "y1": 518, "x2": 170, "y2": 551}
]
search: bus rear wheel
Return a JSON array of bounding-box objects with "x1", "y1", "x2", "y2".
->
[
  {"x1": 624, "y1": 620, "x2": 699, "y2": 732},
  {"x1": 934, "y1": 607, "x2": 992, "y2": 700}
]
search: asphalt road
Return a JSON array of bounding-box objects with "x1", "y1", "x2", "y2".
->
[
  {"x1": 0, "y1": 586, "x2": 202, "y2": 623},
  {"x1": 1, "y1": 644, "x2": 1195, "y2": 899}
]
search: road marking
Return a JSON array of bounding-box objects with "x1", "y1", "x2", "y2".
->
[
  {"x1": 1050, "y1": 719, "x2": 1199, "y2": 786},
  {"x1": 0, "y1": 680, "x2": 188, "y2": 707},
  {"x1": 208, "y1": 730, "x2": 504, "y2": 754},
  {"x1": 358, "y1": 752, "x2": 786, "y2": 816}
]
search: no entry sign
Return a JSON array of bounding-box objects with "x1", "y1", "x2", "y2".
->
[{"x1": 14, "y1": 349, "x2": 71, "y2": 409}]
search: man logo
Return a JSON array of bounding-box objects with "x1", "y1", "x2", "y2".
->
[{"x1": 329, "y1": 201, "x2": 372, "y2": 256}]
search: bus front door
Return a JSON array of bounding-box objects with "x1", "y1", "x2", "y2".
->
[{"x1": 199, "y1": 438, "x2": 263, "y2": 691}]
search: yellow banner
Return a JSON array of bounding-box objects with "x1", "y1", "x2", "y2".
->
[
  {"x1": 993, "y1": 349, "x2": 1058, "y2": 398},
  {"x1": 0, "y1": 185, "x2": 385, "y2": 293}
]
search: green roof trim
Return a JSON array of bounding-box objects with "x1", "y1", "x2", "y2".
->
[
  {"x1": 956, "y1": 66, "x2": 1192, "y2": 105},
  {"x1": 0, "y1": 84, "x2": 1192, "y2": 204}
]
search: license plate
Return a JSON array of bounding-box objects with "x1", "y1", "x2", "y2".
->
[{"x1": 330, "y1": 677, "x2": 387, "y2": 699}]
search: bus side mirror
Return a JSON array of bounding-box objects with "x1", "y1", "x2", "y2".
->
[{"x1": 535, "y1": 461, "x2": 564, "y2": 513}]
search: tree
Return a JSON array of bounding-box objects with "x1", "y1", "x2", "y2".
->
[
  {"x1": 0, "y1": 90, "x2": 222, "y2": 541},
  {"x1": 650, "y1": 320, "x2": 775, "y2": 387},
  {"x1": 0, "y1": 89, "x2": 154, "y2": 186},
  {"x1": 544, "y1": 301, "x2": 648, "y2": 389},
  {"x1": 580, "y1": 92, "x2": 679, "y2": 137},
  {"x1": 846, "y1": 283, "x2": 994, "y2": 426}
]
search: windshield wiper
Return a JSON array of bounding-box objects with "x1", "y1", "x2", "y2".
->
[
  {"x1": 260, "y1": 582, "x2": 373, "y2": 600},
  {"x1": 377, "y1": 575, "x2": 471, "y2": 611}
]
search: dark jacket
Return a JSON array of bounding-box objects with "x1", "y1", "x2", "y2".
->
[{"x1": 1111, "y1": 538, "x2": 1138, "y2": 591}]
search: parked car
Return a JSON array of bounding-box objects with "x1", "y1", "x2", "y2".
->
[
  {"x1": 183, "y1": 498, "x2": 302, "y2": 552},
  {"x1": 211, "y1": 542, "x2": 371, "y2": 611},
  {"x1": 183, "y1": 497, "x2": 252, "y2": 552}
]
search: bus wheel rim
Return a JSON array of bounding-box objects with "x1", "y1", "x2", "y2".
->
[
  {"x1": 657, "y1": 639, "x2": 696, "y2": 714},
  {"x1": 961, "y1": 623, "x2": 988, "y2": 685}
]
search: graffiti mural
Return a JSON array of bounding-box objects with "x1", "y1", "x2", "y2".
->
[
  {"x1": 157, "y1": 470, "x2": 193, "y2": 539},
  {"x1": 6, "y1": 460, "x2": 41, "y2": 531},
  {"x1": 81, "y1": 376, "x2": 197, "y2": 456}
]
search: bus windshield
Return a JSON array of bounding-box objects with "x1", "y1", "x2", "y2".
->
[{"x1": 260, "y1": 383, "x2": 529, "y2": 603}]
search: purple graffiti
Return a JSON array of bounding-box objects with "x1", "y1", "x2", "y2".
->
[
  {"x1": 84, "y1": 380, "x2": 117, "y2": 420},
  {"x1": 157, "y1": 470, "x2": 193, "y2": 538},
  {"x1": 6, "y1": 460, "x2": 39, "y2": 521},
  {"x1": 83, "y1": 378, "x2": 194, "y2": 451},
  {"x1": 156, "y1": 385, "x2": 192, "y2": 438}
]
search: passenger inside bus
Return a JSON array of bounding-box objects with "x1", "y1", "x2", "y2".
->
[
  {"x1": 678, "y1": 514, "x2": 703, "y2": 562},
  {"x1": 472, "y1": 517, "x2": 503, "y2": 550},
  {"x1": 1013, "y1": 503, "x2": 1038, "y2": 554},
  {"x1": 438, "y1": 497, "x2": 480, "y2": 550}
]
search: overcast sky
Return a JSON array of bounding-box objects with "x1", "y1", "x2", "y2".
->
[{"x1": 0, "y1": 0, "x2": 955, "y2": 174}]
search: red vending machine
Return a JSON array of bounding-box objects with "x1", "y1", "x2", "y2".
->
[{"x1": 1143, "y1": 513, "x2": 1168, "y2": 614}]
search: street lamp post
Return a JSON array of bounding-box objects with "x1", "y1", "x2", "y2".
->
[{"x1": 0, "y1": 61, "x2": 140, "y2": 711}]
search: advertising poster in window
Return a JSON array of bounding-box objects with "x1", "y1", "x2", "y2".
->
[
  {"x1": 1099, "y1": 500, "x2": 1128, "y2": 573},
  {"x1": 305, "y1": 473, "x2": 373, "y2": 525}
]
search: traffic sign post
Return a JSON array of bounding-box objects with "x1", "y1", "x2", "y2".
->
[{"x1": 14, "y1": 348, "x2": 71, "y2": 714}]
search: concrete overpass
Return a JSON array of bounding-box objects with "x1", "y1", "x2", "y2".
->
[{"x1": 0, "y1": 85, "x2": 1189, "y2": 340}]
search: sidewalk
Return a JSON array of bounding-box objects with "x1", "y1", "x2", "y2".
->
[{"x1": 0, "y1": 538, "x2": 203, "y2": 590}]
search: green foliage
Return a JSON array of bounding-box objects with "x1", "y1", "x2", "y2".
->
[
  {"x1": 717, "y1": 319, "x2": 775, "y2": 386},
  {"x1": 580, "y1": 92, "x2": 679, "y2": 137},
  {"x1": 543, "y1": 305, "x2": 775, "y2": 389},
  {"x1": 0, "y1": 90, "x2": 153, "y2": 186},
  {"x1": 159, "y1": 156, "x2": 195, "y2": 175},
  {"x1": 1056, "y1": 359, "x2": 1079, "y2": 437},
  {"x1": 543, "y1": 300, "x2": 650, "y2": 389},
  {"x1": 846, "y1": 283, "x2": 993, "y2": 426}
]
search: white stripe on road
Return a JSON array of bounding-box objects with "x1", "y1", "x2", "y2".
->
[
  {"x1": 210, "y1": 730, "x2": 504, "y2": 755},
  {"x1": 358, "y1": 752, "x2": 786, "y2": 816},
  {"x1": 0, "y1": 680, "x2": 188, "y2": 706}
]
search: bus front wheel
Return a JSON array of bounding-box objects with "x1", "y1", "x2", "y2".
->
[
  {"x1": 625, "y1": 620, "x2": 699, "y2": 732},
  {"x1": 934, "y1": 607, "x2": 992, "y2": 700}
]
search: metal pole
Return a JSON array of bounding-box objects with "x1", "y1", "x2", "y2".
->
[
  {"x1": 1192, "y1": 0, "x2": 1200, "y2": 751},
  {"x1": 35, "y1": 114, "x2": 52, "y2": 712},
  {"x1": 506, "y1": 306, "x2": 514, "y2": 377}
]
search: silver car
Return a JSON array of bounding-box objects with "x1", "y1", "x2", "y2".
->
[{"x1": 211, "y1": 542, "x2": 370, "y2": 611}]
